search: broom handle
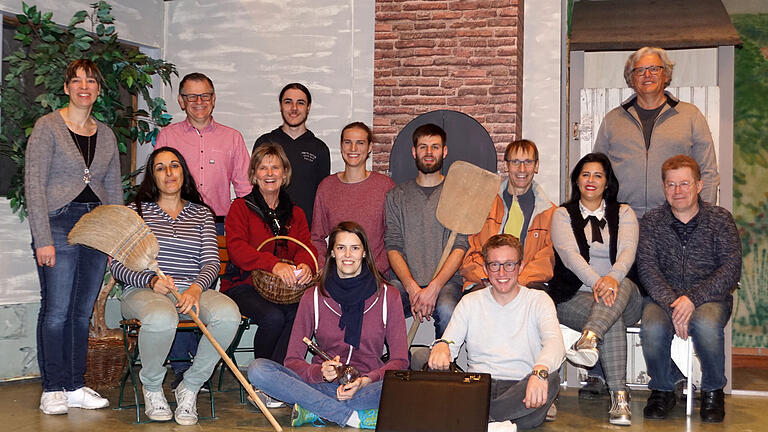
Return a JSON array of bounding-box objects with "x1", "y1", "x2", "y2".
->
[
  {"x1": 157, "y1": 270, "x2": 283, "y2": 432},
  {"x1": 406, "y1": 230, "x2": 458, "y2": 346}
]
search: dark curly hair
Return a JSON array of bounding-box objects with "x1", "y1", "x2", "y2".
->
[{"x1": 134, "y1": 146, "x2": 211, "y2": 217}]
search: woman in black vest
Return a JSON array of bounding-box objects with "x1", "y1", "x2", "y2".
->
[{"x1": 548, "y1": 152, "x2": 642, "y2": 426}]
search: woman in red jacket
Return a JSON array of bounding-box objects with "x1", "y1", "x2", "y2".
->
[{"x1": 223, "y1": 142, "x2": 317, "y2": 377}]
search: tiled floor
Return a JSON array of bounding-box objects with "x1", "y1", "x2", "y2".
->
[{"x1": 2, "y1": 370, "x2": 768, "y2": 432}]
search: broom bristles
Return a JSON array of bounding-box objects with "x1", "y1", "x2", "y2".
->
[{"x1": 68, "y1": 205, "x2": 160, "y2": 272}]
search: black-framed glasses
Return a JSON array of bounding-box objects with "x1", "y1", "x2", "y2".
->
[
  {"x1": 506, "y1": 159, "x2": 536, "y2": 167},
  {"x1": 180, "y1": 92, "x2": 214, "y2": 102},
  {"x1": 630, "y1": 65, "x2": 664, "y2": 76},
  {"x1": 487, "y1": 261, "x2": 521, "y2": 273}
]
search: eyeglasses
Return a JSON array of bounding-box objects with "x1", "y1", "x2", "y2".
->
[
  {"x1": 506, "y1": 159, "x2": 536, "y2": 167},
  {"x1": 631, "y1": 65, "x2": 664, "y2": 76},
  {"x1": 487, "y1": 261, "x2": 520, "y2": 273},
  {"x1": 664, "y1": 181, "x2": 692, "y2": 191},
  {"x1": 180, "y1": 92, "x2": 214, "y2": 102}
]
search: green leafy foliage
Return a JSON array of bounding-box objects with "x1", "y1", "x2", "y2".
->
[
  {"x1": 0, "y1": 1, "x2": 177, "y2": 220},
  {"x1": 730, "y1": 14, "x2": 768, "y2": 347}
]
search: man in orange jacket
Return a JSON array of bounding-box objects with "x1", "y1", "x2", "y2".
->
[{"x1": 462, "y1": 139, "x2": 557, "y2": 291}]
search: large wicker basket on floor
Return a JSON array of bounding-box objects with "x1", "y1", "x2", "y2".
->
[
  {"x1": 251, "y1": 235, "x2": 319, "y2": 304},
  {"x1": 84, "y1": 336, "x2": 135, "y2": 391},
  {"x1": 83, "y1": 275, "x2": 136, "y2": 390}
]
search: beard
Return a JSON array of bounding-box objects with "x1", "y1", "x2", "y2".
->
[{"x1": 416, "y1": 154, "x2": 444, "y2": 174}]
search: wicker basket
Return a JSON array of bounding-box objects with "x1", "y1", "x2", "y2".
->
[
  {"x1": 83, "y1": 335, "x2": 136, "y2": 391},
  {"x1": 251, "y1": 235, "x2": 319, "y2": 304}
]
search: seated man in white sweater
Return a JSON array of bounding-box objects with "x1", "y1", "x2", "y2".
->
[{"x1": 429, "y1": 234, "x2": 565, "y2": 431}]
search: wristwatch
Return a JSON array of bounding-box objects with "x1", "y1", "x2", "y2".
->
[{"x1": 532, "y1": 369, "x2": 549, "y2": 381}]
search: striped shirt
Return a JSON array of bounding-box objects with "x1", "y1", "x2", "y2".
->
[{"x1": 110, "y1": 201, "x2": 219, "y2": 293}]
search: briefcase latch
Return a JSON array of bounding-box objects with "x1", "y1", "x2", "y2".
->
[
  {"x1": 463, "y1": 374, "x2": 482, "y2": 383},
  {"x1": 394, "y1": 371, "x2": 411, "y2": 381}
]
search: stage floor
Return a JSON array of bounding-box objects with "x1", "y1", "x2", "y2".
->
[{"x1": 1, "y1": 371, "x2": 766, "y2": 431}]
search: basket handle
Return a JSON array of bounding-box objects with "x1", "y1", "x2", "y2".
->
[{"x1": 256, "y1": 235, "x2": 319, "y2": 273}]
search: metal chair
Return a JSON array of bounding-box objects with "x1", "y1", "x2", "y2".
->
[
  {"x1": 116, "y1": 318, "x2": 216, "y2": 423},
  {"x1": 213, "y1": 234, "x2": 254, "y2": 404}
]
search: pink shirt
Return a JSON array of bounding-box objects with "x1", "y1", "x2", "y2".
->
[
  {"x1": 156, "y1": 118, "x2": 251, "y2": 216},
  {"x1": 311, "y1": 172, "x2": 395, "y2": 275}
]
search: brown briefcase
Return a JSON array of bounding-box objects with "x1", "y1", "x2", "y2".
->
[{"x1": 376, "y1": 369, "x2": 491, "y2": 432}]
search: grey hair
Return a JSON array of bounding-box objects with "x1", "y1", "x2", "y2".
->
[{"x1": 624, "y1": 46, "x2": 675, "y2": 88}]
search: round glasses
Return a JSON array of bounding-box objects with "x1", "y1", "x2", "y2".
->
[{"x1": 487, "y1": 261, "x2": 520, "y2": 273}]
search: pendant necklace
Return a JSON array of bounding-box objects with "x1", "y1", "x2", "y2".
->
[{"x1": 82, "y1": 133, "x2": 93, "y2": 184}]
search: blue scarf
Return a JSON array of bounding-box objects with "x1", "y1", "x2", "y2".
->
[{"x1": 324, "y1": 264, "x2": 378, "y2": 349}]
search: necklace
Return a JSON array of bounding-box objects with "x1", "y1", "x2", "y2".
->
[
  {"x1": 63, "y1": 109, "x2": 95, "y2": 185},
  {"x1": 82, "y1": 133, "x2": 92, "y2": 184},
  {"x1": 71, "y1": 131, "x2": 93, "y2": 185}
]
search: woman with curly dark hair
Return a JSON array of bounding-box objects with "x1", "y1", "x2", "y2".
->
[{"x1": 110, "y1": 147, "x2": 240, "y2": 425}]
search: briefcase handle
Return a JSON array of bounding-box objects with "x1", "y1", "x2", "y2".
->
[{"x1": 421, "y1": 361, "x2": 464, "y2": 373}]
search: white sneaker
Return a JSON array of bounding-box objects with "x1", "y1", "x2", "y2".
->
[
  {"x1": 488, "y1": 420, "x2": 517, "y2": 432},
  {"x1": 254, "y1": 388, "x2": 286, "y2": 409},
  {"x1": 174, "y1": 382, "x2": 199, "y2": 426},
  {"x1": 566, "y1": 330, "x2": 599, "y2": 368},
  {"x1": 40, "y1": 391, "x2": 68, "y2": 415},
  {"x1": 142, "y1": 387, "x2": 172, "y2": 422},
  {"x1": 65, "y1": 386, "x2": 109, "y2": 409}
]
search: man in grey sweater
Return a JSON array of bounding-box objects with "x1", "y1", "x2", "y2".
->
[
  {"x1": 637, "y1": 155, "x2": 740, "y2": 423},
  {"x1": 385, "y1": 123, "x2": 468, "y2": 339},
  {"x1": 593, "y1": 47, "x2": 719, "y2": 219}
]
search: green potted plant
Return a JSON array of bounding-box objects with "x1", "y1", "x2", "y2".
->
[
  {"x1": 1, "y1": 1, "x2": 176, "y2": 220},
  {"x1": 0, "y1": 1, "x2": 177, "y2": 388}
]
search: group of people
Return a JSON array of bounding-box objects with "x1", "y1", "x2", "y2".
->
[{"x1": 25, "y1": 45, "x2": 740, "y2": 431}]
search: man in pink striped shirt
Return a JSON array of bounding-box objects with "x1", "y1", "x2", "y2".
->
[
  {"x1": 156, "y1": 72, "x2": 251, "y2": 232},
  {"x1": 155, "y1": 72, "x2": 251, "y2": 391}
]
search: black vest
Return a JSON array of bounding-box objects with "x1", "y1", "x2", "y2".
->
[{"x1": 546, "y1": 200, "x2": 620, "y2": 304}]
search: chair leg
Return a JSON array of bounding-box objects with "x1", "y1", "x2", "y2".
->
[
  {"x1": 686, "y1": 337, "x2": 694, "y2": 416},
  {"x1": 118, "y1": 324, "x2": 143, "y2": 423},
  {"x1": 208, "y1": 377, "x2": 216, "y2": 419}
]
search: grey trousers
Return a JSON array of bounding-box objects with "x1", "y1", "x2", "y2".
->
[
  {"x1": 489, "y1": 371, "x2": 560, "y2": 430},
  {"x1": 556, "y1": 278, "x2": 642, "y2": 390},
  {"x1": 121, "y1": 288, "x2": 241, "y2": 393}
]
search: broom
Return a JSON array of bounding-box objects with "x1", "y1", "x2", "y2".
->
[{"x1": 68, "y1": 205, "x2": 283, "y2": 432}]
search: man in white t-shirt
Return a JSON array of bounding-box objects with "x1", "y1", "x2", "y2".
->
[{"x1": 429, "y1": 234, "x2": 565, "y2": 431}]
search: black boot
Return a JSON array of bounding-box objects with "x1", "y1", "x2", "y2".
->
[
  {"x1": 579, "y1": 376, "x2": 609, "y2": 400},
  {"x1": 643, "y1": 390, "x2": 676, "y2": 419},
  {"x1": 700, "y1": 389, "x2": 725, "y2": 423}
]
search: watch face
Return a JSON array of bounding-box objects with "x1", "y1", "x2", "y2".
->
[{"x1": 536, "y1": 369, "x2": 549, "y2": 379}]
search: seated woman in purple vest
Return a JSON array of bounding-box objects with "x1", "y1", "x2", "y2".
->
[{"x1": 247, "y1": 221, "x2": 408, "y2": 429}]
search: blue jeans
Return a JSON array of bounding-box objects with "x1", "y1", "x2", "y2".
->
[
  {"x1": 641, "y1": 299, "x2": 731, "y2": 392},
  {"x1": 248, "y1": 358, "x2": 383, "y2": 426},
  {"x1": 169, "y1": 331, "x2": 199, "y2": 375},
  {"x1": 34, "y1": 202, "x2": 107, "y2": 392},
  {"x1": 390, "y1": 277, "x2": 462, "y2": 338}
]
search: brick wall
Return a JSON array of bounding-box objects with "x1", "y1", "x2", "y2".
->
[{"x1": 373, "y1": 0, "x2": 524, "y2": 173}]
